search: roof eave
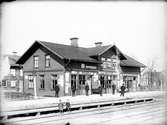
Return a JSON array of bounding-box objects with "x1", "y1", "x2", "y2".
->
[
  {"x1": 16, "y1": 41, "x2": 38, "y2": 64},
  {"x1": 120, "y1": 64, "x2": 146, "y2": 68},
  {"x1": 98, "y1": 45, "x2": 113, "y2": 56},
  {"x1": 16, "y1": 40, "x2": 65, "y2": 64}
]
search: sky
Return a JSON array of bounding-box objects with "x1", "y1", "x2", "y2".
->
[{"x1": 1, "y1": 1, "x2": 166, "y2": 71}]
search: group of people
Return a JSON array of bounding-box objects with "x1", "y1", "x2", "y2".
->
[
  {"x1": 58, "y1": 99, "x2": 71, "y2": 114},
  {"x1": 71, "y1": 78, "x2": 91, "y2": 97},
  {"x1": 55, "y1": 81, "x2": 127, "y2": 98},
  {"x1": 97, "y1": 81, "x2": 126, "y2": 97}
]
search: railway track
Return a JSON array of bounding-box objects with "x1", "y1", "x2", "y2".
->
[
  {"x1": 3, "y1": 97, "x2": 163, "y2": 125},
  {"x1": 2, "y1": 94, "x2": 166, "y2": 125},
  {"x1": 34, "y1": 98, "x2": 166, "y2": 125}
]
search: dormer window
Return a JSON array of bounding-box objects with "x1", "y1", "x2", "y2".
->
[{"x1": 45, "y1": 55, "x2": 50, "y2": 67}]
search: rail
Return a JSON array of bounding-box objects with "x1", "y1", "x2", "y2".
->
[{"x1": 0, "y1": 97, "x2": 154, "y2": 121}]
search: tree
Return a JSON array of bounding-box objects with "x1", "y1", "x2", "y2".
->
[{"x1": 147, "y1": 59, "x2": 157, "y2": 90}]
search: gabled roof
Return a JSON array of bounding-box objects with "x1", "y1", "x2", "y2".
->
[
  {"x1": 17, "y1": 41, "x2": 100, "y2": 64},
  {"x1": 84, "y1": 45, "x2": 111, "y2": 56},
  {"x1": 40, "y1": 41, "x2": 99, "y2": 63},
  {"x1": 17, "y1": 40, "x2": 145, "y2": 68},
  {"x1": 39, "y1": 41, "x2": 126, "y2": 62},
  {"x1": 3, "y1": 54, "x2": 21, "y2": 67},
  {"x1": 120, "y1": 55, "x2": 145, "y2": 67}
]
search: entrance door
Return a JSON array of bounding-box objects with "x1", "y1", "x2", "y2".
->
[
  {"x1": 71, "y1": 74, "x2": 77, "y2": 95},
  {"x1": 100, "y1": 75, "x2": 105, "y2": 93},
  {"x1": 79, "y1": 75, "x2": 86, "y2": 95}
]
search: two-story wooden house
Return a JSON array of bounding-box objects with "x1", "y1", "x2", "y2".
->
[
  {"x1": 1, "y1": 53, "x2": 23, "y2": 92},
  {"x1": 16, "y1": 38, "x2": 145, "y2": 97}
]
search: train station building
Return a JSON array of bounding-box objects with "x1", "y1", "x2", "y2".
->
[{"x1": 17, "y1": 38, "x2": 145, "y2": 97}]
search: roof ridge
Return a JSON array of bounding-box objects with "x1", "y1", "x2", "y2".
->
[
  {"x1": 38, "y1": 40, "x2": 111, "y2": 49},
  {"x1": 39, "y1": 40, "x2": 71, "y2": 47}
]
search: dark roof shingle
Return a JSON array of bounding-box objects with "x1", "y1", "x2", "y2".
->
[
  {"x1": 17, "y1": 40, "x2": 145, "y2": 68},
  {"x1": 40, "y1": 41, "x2": 99, "y2": 63}
]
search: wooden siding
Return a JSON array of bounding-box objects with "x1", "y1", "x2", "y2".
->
[
  {"x1": 24, "y1": 71, "x2": 64, "y2": 97},
  {"x1": 23, "y1": 48, "x2": 65, "y2": 72}
]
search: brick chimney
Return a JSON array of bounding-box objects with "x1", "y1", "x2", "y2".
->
[
  {"x1": 70, "y1": 37, "x2": 79, "y2": 47},
  {"x1": 95, "y1": 42, "x2": 102, "y2": 47}
]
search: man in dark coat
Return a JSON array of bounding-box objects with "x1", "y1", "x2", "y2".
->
[
  {"x1": 120, "y1": 83, "x2": 126, "y2": 97},
  {"x1": 112, "y1": 83, "x2": 116, "y2": 95},
  {"x1": 71, "y1": 84, "x2": 76, "y2": 97},
  {"x1": 85, "y1": 82, "x2": 89, "y2": 96},
  {"x1": 98, "y1": 82, "x2": 103, "y2": 96},
  {"x1": 55, "y1": 84, "x2": 60, "y2": 97}
]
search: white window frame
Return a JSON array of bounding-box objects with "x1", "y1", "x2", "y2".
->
[
  {"x1": 2, "y1": 80, "x2": 7, "y2": 87},
  {"x1": 45, "y1": 55, "x2": 51, "y2": 67},
  {"x1": 101, "y1": 57, "x2": 105, "y2": 61},
  {"x1": 10, "y1": 69, "x2": 16, "y2": 76},
  {"x1": 34, "y1": 56, "x2": 39, "y2": 68},
  {"x1": 28, "y1": 75, "x2": 34, "y2": 88},
  {"x1": 11, "y1": 80, "x2": 16, "y2": 87},
  {"x1": 107, "y1": 58, "x2": 111, "y2": 61}
]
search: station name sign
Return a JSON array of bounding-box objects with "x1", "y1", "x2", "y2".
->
[{"x1": 81, "y1": 64, "x2": 97, "y2": 70}]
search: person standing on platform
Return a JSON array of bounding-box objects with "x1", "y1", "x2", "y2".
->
[
  {"x1": 58, "y1": 99, "x2": 64, "y2": 114},
  {"x1": 120, "y1": 83, "x2": 126, "y2": 97},
  {"x1": 55, "y1": 84, "x2": 60, "y2": 97},
  {"x1": 85, "y1": 82, "x2": 89, "y2": 96},
  {"x1": 98, "y1": 80, "x2": 103, "y2": 96},
  {"x1": 71, "y1": 84, "x2": 76, "y2": 97},
  {"x1": 112, "y1": 82, "x2": 116, "y2": 95}
]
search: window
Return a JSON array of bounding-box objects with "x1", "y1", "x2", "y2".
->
[
  {"x1": 2, "y1": 80, "x2": 7, "y2": 87},
  {"x1": 101, "y1": 57, "x2": 105, "y2": 61},
  {"x1": 28, "y1": 75, "x2": 34, "y2": 88},
  {"x1": 107, "y1": 58, "x2": 111, "y2": 61},
  {"x1": 11, "y1": 81, "x2": 16, "y2": 87},
  {"x1": 40, "y1": 75, "x2": 45, "y2": 89},
  {"x1": 79, "y1": 75, "x2": 86, "y2": 85},
  {"x1": 52, "y1": 75, "x2": 57, "y2": 89},
  {"x1": 34, "y1": 56, "x2": 39, "y2": 68},
  {"x1": 45, "y1": 55, "x2": 51, "y2": 67},
  {"x1": 10, "y1": 69, "x2": 16, "y2": 76}
]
